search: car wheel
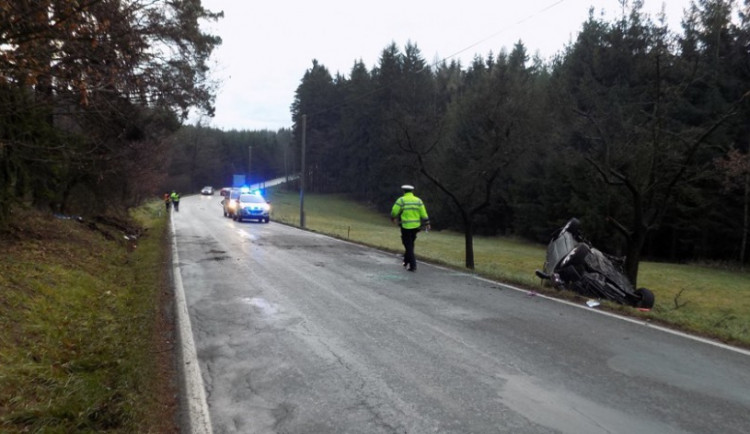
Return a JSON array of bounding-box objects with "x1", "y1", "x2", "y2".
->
[
  {"x1": 264, "y1": 217, "x2": 269, "y2": 223},
  {"x1": 635, "y1": 288, "x2": 655, "y2": 309},
  {"x1": 237, "y1": 215, "x2": 242, "y2": 222}
]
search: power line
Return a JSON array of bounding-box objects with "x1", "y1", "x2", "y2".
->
[
  {"x1": 301, "y1": 0, "x2": 568, "y2": 120},
  {"x1": 429, "y1": 0, "x2": 567, "y2": 68}
]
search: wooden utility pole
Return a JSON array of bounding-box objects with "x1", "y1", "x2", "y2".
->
[
  {"x1": 251, "y1": 145, "x2": 253, "y2": 186},
  {"x1": 300, "y1": 114, "x2": 306, "y2": 228}
]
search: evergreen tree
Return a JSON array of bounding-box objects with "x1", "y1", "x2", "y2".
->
[
  {"x1": 0, "y1": 0, "x2": 221, "y2": 222},
  {"x1": 554, "y1": 3, "x2": 742, "y2": 285},
  {"x1": 291, "y1": 60, "x2": 340, "y2": 193},
  {"x1": 338, "y1": 60, "x2": 379, "y2": 199}
]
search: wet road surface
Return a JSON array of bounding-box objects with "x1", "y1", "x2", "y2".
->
[{"x1": 172, "y1": 194, "x2": 750, "y2": 434}]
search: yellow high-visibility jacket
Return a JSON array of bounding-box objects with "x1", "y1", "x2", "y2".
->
[{"x1": 391, "y1": 192, "x2": 429, "y2": 229}]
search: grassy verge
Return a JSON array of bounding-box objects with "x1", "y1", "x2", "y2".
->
[
  {"x1": 267, "y1": 188, "x2": 750, "y2": 348},
  {"x1": 0, "y1": 202, "x2": 177, "y2": 433}
]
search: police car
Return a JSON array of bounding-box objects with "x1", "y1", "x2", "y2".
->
[
  {"x1": 233, "y1": 189, "x2": 270, "y2": 223},
  {"x1": 222, "y1": 187, "x2": 270, "y2": 222}
]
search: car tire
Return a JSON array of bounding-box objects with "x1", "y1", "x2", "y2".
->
[
  {"x1": 264, "y1": 217, "x2": 269, "y2": 223},
  {"x1": 635, "y1": 288, "x2": 655, "y2": 309}
]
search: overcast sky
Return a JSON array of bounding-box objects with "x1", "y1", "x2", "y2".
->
[{"x1": 196, "y1": 0, "x2": 693, "y2": 132}]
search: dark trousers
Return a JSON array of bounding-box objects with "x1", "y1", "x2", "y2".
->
[
  {"x1": 400, "y1": 227, "x2": 419, "y2": 270},
  {"x1": 173, "y1": 200, "x2": 179, "y2": 211}
]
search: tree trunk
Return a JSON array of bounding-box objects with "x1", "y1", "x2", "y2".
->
[
  {"x1": 0, "y1": 143, "x2": 11, "y2": 226},
  {"x1": 464, "y1": 217, "x2": 475, "y2": 269},
  {"x1": 741, "y1": 171, "x2": 749, "y2": 265},
  {"x1": 624, "y1": 224, "x2": 648, "y2": 288}
]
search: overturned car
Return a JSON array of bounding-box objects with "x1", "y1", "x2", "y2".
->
[{"x1": 535, "y1": 218, "x2": 655, "y2": 309}]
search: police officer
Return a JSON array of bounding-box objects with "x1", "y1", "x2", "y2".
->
[
  {"x1": 170, "y1": 190, "x2": 180, "y2": 212},
  {"x1": 391, "y1": 184, "x2": 430, "y2": 272}
]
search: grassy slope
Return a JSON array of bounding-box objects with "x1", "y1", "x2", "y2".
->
[
  {"x1": 0, "y1": 203, "x2": 177, "y2": 433},
  {"x1": 268, "y1": 188, "x2": 750, "y2": 348}
]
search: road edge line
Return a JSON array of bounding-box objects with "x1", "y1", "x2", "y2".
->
[
  {"x1": 468, "y1": 274, "x2": 750, "y2": 357},
  {"x1": 294, "y1": 225, "x2": 750, "y2": 358},
  {"x1": 170, "y1": 211, "x2": 214, "y2": 434}
]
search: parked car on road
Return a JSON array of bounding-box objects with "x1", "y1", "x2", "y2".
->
[{"x1": 221, "y1": 188, "x2": 241, "y2": 218}]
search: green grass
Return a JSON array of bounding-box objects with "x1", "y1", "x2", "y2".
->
[
  {"x1": 268, "y1": 188, "x2": 750, "y2": 348},
  {"x1": 0, "y1": 202, "x2": 176, "y2": 433}
]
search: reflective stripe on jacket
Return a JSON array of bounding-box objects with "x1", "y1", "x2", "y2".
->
[{"x1": 391, "y1": 192, "x2": 429, "y2": 229}]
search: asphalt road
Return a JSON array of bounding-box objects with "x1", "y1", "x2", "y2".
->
[{"x1": 172, "y1": 194, "x2": 750, "y2": 434}]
